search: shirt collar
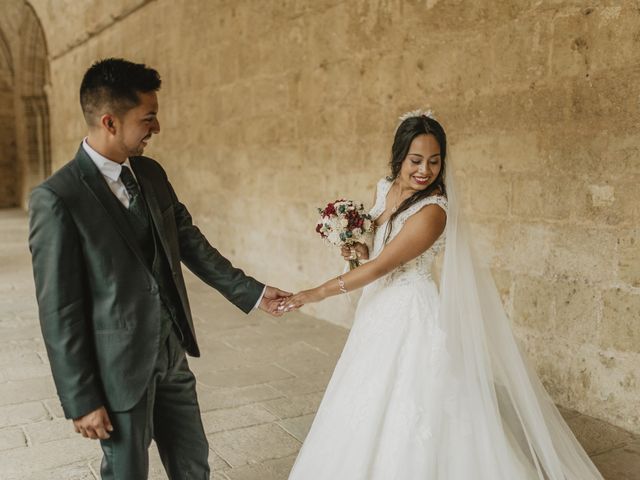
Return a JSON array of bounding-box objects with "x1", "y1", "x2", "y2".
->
[{"x1": 82, "y1": 138, "x2": 134, "y2": 182}]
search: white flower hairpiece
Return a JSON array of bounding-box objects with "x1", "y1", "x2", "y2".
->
[{"x1": 396, "y1": 108, "x2": 436, "y2": 129}]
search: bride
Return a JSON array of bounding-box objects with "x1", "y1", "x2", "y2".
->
[{"x1": 282, "y1": 111, "x2": 604, "y2": 479}]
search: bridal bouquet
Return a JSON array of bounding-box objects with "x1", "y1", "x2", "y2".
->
[{"x1": 316, "y1": 199, "x2": 373, "y2": 269}]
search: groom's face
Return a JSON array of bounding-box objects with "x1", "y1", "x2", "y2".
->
[{"x1": 115, "y1": 91, "x2": 160, "y2": 157}]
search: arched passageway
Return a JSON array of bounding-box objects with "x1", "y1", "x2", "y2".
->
[{"x1": 0, "y1": 0, "x2": 50, "y2": 208}]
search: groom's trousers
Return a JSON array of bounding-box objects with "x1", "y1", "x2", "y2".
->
[{"x1": 99, "y1": 328, "x2": 210, "y2": 480}]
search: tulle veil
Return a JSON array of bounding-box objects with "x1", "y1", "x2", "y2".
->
[{"x1": 437, "y1": 165, "x2": 603, "y2": 479}]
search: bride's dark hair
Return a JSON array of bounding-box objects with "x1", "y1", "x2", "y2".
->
[{"x1": 384, "y1": 115, "x2": 447, "y2": 243}]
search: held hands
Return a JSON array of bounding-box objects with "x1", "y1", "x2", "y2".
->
[
  {"x1": 259, "y1": 285, "x2": 293, "y2": 317},
  {"x1": 281, "y1": 287, "x2": 327, "y2": 312},
  {"x1": 341, "y1": 242, "x2": 369, "y2": 262},
  {"x1": 278, "y1": 244, "x2": 365, "y2": 313},
  {"x1": 73, "y1": 406, "x2": 113, "y2": 440}
]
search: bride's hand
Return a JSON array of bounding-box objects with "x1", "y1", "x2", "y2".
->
[
  {"x1": 281, "y1": 287, "x2": 326, "y2": 312},
  {"x1": 341, "y1": 243, "x2": 369, "y2": 262}
]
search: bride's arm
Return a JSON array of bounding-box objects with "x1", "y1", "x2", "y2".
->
[{"x1": 284, "y1": 204, "x2": 446, "y2": 309}]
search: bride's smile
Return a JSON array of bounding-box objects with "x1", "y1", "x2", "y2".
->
[{"x1": 396, "y1": 133, "x2": 442, "y2": 194}]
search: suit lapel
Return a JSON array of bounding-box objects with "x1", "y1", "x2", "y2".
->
[
  {"x1": 130, "y1": 157, "x2": 175, "y2": 267},
  {"x1": 75, "y1": 146, "x2": 151, "y2": 274}
]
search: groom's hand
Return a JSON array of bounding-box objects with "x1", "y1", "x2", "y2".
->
[
  {"x1": 73, "y1": 406, "x2": 113, "y2": 440},
  {"x1": 259, "y1": 286, "x2": 292, "y2": 317}
]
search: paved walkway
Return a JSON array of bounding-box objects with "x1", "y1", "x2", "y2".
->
[{"x1": 0, "y1": 209, "x2": 638, "y2": 480}]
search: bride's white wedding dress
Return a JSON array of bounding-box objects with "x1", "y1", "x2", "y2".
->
[{"x1": 288, "y1": 177, "x2": 604, "y2": 480}]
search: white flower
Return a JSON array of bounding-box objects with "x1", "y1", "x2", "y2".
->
[
  {"x1": 328, "y1": 232, "x2": 340, "y2": 245},
  {"x1": 340, "y1": 218, "x2": 349, "y2": 228}
]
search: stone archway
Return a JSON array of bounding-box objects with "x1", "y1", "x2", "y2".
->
[
  {"x1": 0, "y1": 29, "x2": 18, "y2": 207},
  {"x1": 0, "y1": 0, "x2": 50, "y2": 208}
]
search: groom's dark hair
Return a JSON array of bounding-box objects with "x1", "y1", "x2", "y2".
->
[{"x1": 80, "y1": 58, "x2": 161, "y2": 126}]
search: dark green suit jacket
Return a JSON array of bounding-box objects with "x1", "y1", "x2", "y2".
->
[{"x1": 28, "y1": 145, "x2": 264, "y2": 419}]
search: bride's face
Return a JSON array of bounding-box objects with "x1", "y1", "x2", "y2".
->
[{"x1": 398, "y1": 134, "x2": 442, "y2": 192}]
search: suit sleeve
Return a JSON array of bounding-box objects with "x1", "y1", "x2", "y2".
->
[
  {"x1": 166, "y1": 178, "x2": 265, "y2": 313},
  {"x1": 28, "y1": 186, "x2": 105, "y2": 419}
]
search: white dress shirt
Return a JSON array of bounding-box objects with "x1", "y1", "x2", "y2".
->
[
  {"x1": 81, "y1": 138, "x2": 265, "y2": 309},
  {"x1": 82, "y1": 138, "x2": 136, "y2": 207}
]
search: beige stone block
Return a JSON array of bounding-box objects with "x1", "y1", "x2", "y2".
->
[
  {"x1": 512, "y1": 274, "x2": 555, "y2": 330},
  {"x1": 359, "y1": 53, "x2": 405, "y2": 105},
  {"x1": 296, "y1": 59, "x2": 361, "y2": 110},
  {"x1": 617, "y1": 228, "x2": 640, "y2": 288},
  {"x1": 547, "y1": 226, "x2": 617, "y2": 283},
  {"x1": 1, "y1": 364, "x2": 52, "y2": 382},
  {"x1": 208, "y1": 423, "x2": 300, "y2": 468},
  {"x1": 591, "y1": 440, "x2": 640, "y2": 480},
  {"x1": 452, "y1": 132, "x2": 542, "y2": 175},
  {"x1": 401, "y1": 31, "x2": 494, "y2": 96},
  {"x1": 606, "y1": 133, "x2": 640, "y2": 175},
  {"x1": 3, "y1": 461, "x2": 96, "y2": 480},
  {"x1": 201, "y1": 404, "x2": 277, "y2": 434},
  {"x1": 223, "y1": 454, "x2": 297, "y2": 480},
  {"x1": 0, "y1": 436, "x2": 100, "y2": 478},
  {"x1": 0, "y1": 325, "x2": 44, "y2": 342},
  {"x1": 42, "y1": 398, "x2": 65, "y2": 419},
  {"x1": 0, "y1": 428, "x2": 26, "y2": 451},
  {"x1": 515, "y1": 333, "x2": 586, "y2": 403},
  {"x1": 261, "y1": 391, "x2": 323, "y2": 420},
  {"x1": 25, "y1": 418, "x2": 76, "y2": 444},
  {"x1": 465, "y1": 173, "x2": 511, "y2": 217},
  {"x1": 557, "y1": 405, "x2": 581, "y2": 420},
  {"x1": 565, "y1": 413, "x2": 636, "y2": 456},
  {"x1": 0, "y1": 377, "x2": 57, "y2": 406},
  {"x1": 305, "y1": 1, "x2": 350, "y2": 68},
  {"x1": 197, "y1": 384, "x2": 284, "y2": 413},
  {"x1": 249, "y1": 75, "x2": 292, "y2": 117},
  {"x1": 601, "y1": 289, "x2": 640, "y2": 353},
  {"x1": 243, "y1": 113, "x2": 297, "y2": 147},
  {"x1": 490, "y1": 268, "x2": 513, "y2": 315},
  {"x1": 211, "y1": 449, "x2": 232, "y2": 473},
  {"x1": 490, "y1": 15, "x2": 551, "y2": 86},
  {"x1": 0, "y1": 401, "x2": 49, "y2": 428},
  {"x1": 268, "y1": 371, "x2": 333, "y2": 397},
  {"x1": 274, "y1": 348, "x2": 338, "y2": 377},
  {"x1": 553, "y1": 277, "x2": 600, "y2": 344},
  {"x1": 197, "y1": 363, "x2": 293, "y2": 389},
  {"x1": 563, "y1": 71, "x2": 640, "y2": 132},
  {"x1": 278, "y1": 414, "x2": 315, "y2": 443},
  {"x1": 502, "y1": 223, "x2": 553, "y2": 277},
  {"x1": 511, "y1": 176, "x2": 573, "y2": 220},
  {"x1": 520, "y1": 334, "x2": 640, "y2": 434},
  {"x1": 571, "y1": 178, "x2": 640, "y2": 226},
  {"x1": 257, "y1": 18, "x2": 309, "y2": 77},
  {"x1": 190, "y1": 341, "x2": 256, "y2": 374},
  {"x1": 550, "y1": 5, "x2": 640, "y2": 78}
]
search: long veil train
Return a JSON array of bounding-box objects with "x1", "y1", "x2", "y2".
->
[{"x1": 437, "y1": 166, "x2": 603, "y2": 479}]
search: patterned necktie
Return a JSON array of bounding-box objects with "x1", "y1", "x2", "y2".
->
[{"x1": 119, "y1": 165, "x2": 149, "y2": 227}]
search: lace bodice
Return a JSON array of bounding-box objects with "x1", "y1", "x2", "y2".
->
[{"x1": 368, "y1": 178, "x2": 447, "y2": 286}]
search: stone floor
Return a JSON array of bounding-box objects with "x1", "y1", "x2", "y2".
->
[{"x1": 0, "y1": 208, "x2": 638, "y2": 480}]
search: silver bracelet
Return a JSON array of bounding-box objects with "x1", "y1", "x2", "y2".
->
[{"x1": 337, "y1": 275, "x2": 347, "y2": 294}]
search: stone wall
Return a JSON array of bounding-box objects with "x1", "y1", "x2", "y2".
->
[
  {"x1": 0, "y1": 0, "x2": 50, "y2": 208},
  {"x1": 0, "y1": 5, "x2": 20, "y2": 207},
  {"x1": 0, "y1": 37, "x2": 17, "y2": 208},
  {"x1": 26, "y1": 0, "x2": 640, "y2": 434}
]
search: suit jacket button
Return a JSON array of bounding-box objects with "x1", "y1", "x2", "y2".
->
[{"x1": 149, "y1": 285, "x2": 158, "y2": 294}]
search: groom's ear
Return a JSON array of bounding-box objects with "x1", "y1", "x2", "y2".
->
[{"x1": 100, "y1": 114, "x2": 117, "y2": 135}]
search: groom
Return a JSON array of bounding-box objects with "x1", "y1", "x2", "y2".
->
[{"x1": 28, "y1": 58, "x2": 290, "y2": 479}]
